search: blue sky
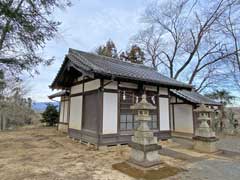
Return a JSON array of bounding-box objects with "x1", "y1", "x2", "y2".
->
[
  {"x1": 25, "y1": 0, "x2": 151, "y2": 102},
  {"x1": 23, "y1": 0, "x2": 239, "y2": 105}
]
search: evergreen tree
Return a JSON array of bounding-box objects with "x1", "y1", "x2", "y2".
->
[
  {"x1": 0, "y1": 0, "x2": 71, "y2": 77},
  {"x1": 96, "y1": 40, "x2": 118, "y2": 58},
  {"x1": 127, "y1": 45, "x2": 144, "y2": 64},
  {"x1": 120, "y1": 45, "x2": 145, "y2": 64},
  {"x1": 205, "y1": 90, "x2": 235, "y2": 106},
  {"x1": 95, "y1": 41, "x2": 144, "y2": 64},
  {"x1": 41, "y1": 103, "x2": 59, "y2": 126}
]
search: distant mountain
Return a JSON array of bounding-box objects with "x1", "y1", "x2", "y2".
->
[{"x1": 32, "y1": 101, "x2": 59, "y2": 112}]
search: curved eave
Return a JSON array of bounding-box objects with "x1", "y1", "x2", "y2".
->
[
  {"x1": 94, "y1": 72, "x2": 192, "y2": 90},
  {"x1": 49, "y1": 56, "x2": 94, "y2": 90},
  {"x1": 170, "y1": 90, "x2": 222, "y2": 106},
  {"x1": 49, "y1": 56, "x2": 69, "y2": 89}
]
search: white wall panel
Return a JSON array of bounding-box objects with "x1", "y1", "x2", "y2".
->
[
  {"x1": 63, "y1": 101, "x2": 69, "y2": 123},
  {"x1": 144, "y1": 85, "x2": 157, "y2": 92},
  {"x1": 119, "y1": 82, "x2": 138, "y2": 89},
  {"x1": 177, "y1": 98, "x2": 184, "y2": 103},
  {"x1": 69, "y1": 96, "x2": 82, "y2": 130},
  {"x1": 170, "y1": 96, "x2": 176, "y2": 103},
  {"x1": 170, "y1": 104, "x2": 174, "y2": 131},
  {"x1": 59, "y1": 101, "x2": 64, "y2": 123},
  {"x1": 159, "y1": 97, "x2": 170, "y2": 130},
  {"x1": 174, "y1": 104, "x2": 193, "y2": 133},
  {"x1": 77, "y1": 76, "x2": 84, "y2": 81},
  {"x1": 104, "y1": 80, "x2": 118, "y2": 89},
  {"x1": 84, "y1": 79, "x2": 100, "y2": 91},
  {"x1": 159, "y1": 88, "x2": 168, "y2": 95},
  {"x1": 71, "y1": 84, "x2": 83, "y2": 94},
  {"x1": 102, "y1": 93, "x2": 118, "y2": 134}
]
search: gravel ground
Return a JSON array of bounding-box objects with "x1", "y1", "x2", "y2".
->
[
  {"x1": 217, "y1": 134, "x2": 240, "y2": 153},
  {"x1": 171, "y1": 159, "x2": 240, "y2": 180},
  {"x1": 169, "y1": 136, "x2": 240, "y2": 180},
  {"x1": 0, "y1": 128, "x2": 240, "y2": 180}
]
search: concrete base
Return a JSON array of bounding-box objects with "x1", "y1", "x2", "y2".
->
[
  {"x1": 58, "y1": 123, "x2": 68, "y2": 133},
  {"x1": 193, "y1": 139, "x2": 218, "y2": 153}
]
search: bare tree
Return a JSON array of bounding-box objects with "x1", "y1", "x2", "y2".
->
[
  {"x1": 134, "y1": 0, "x2": 240, "y2": 91},
  {"x1": 218, "y1": 3, "x2": 240, "y2": 89},
  {"x1": 0, "y1": 76, "x2": 38, "y2": 130},
  {"x1": 132, "y1": 26, "x2": 164, "y2": 70}
]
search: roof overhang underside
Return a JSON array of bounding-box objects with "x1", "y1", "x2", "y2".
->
[
  {"x1": 50, "y1": 57, "x2": 94, "y2": 89},
  {"x1": 48, "y1": 90, "x2": 70, "y2": 99}
]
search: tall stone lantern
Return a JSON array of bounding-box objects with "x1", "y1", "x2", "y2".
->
[
  {"x1": 128, "y1": 94, "x2": 161, "y2": 167},
  {"x1": 193, "y1": 104, "x2": 218, "y2": 153}
]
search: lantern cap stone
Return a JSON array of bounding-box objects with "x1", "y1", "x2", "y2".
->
[
  {"x1": 194, "y1": 104, "x2": 214, "y2": 113},
  {"x1": 130, "y1": 94, "x2": 156, "y2": 110}
]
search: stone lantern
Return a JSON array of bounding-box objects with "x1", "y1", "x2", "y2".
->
[
  {"x1": 128, "y1": 94, "x2": 161, "y2": 167},
  {"x1": 193, "y1": 104, "x2": 218, "y2": 153}
]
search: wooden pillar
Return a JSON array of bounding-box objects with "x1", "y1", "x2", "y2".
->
[
  {"x1": 0, "y1": 112, "x2": 2, "y2": 131},
  {"x1": 97, "y1": 79, "x2": 104, "y2": 149}
]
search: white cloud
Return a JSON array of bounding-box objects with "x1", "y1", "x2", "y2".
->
[{"x1": 25, "y1": 0, "x2": 148, "y2": 101}]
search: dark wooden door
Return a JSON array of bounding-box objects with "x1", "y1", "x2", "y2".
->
[{"x1": 82, "y1": 93, "x2": 98, "y2": 132}]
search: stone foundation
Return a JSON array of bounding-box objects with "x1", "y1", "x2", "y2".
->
[{"x1": 58, "y1": 123, "x2": 68, "y2": 133}]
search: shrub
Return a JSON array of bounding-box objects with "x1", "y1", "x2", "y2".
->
[{"x1": 41, "y1": 103, "x2": 59, "y2": 126}]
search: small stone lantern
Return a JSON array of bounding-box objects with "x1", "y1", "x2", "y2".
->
[
  {"x1": 193, "y1": 104, "x2": 218, "y2": 153},
  {"x1": 128, "y1": 94, "x2": 161, "y2": 167}
]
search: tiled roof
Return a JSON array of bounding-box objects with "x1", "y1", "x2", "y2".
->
[
  {"x1": 50, "y1": 48, "x2": 192, "y2": 89},
  {"x1": 171, "y1": 89, "x2": 222, "y2": 106}
]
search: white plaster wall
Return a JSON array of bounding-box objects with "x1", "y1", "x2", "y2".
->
[
  {"x1": 170, "y1": 104, "x2": 174, "y2": 131},
  {"x1": 71, "y1": 84, "x2": 82, "y2": 94},
  {"x1": 63, "y1": 101, "x2": 69, "y2": 123},
  {"x1": 177, "y1": 98, "x2": 184, "y2": 103},
  {"x1": 102, "y1": 93, "x2": 118, "y2": 134},
  {"x1": 69, "y1": 96, "x2": 82, "y2": 130},
  {"x1": 159, "y1": 97, "x2": 170, "y2": 130},
  {"x1": 104, "y1": 80, "x2": 118, "y2": 89},
  {"x1": 159, "y1": 88, "x2": 168, "y2": 95},
  {"x1": 77, "y1": 76, "x2": 84, "y2": 81},
  {"x1": 170, "y1": 96, "x2": 176, "y2": 103},
  {"x1": 119, "y1": 82, "x2": 138, "y2": 89},
  {"x1": 144, "y1": 85, "x2": 157, "y2": 92},
  {"x1": 59, "y1": 101, "x2": 64, "y2": 123},
  {"x1": 174, "y1": 104, "x2": 193, "y2": 133},
  {"x1": 84, "y1": 79, "x2": 100, "y2": 91}
]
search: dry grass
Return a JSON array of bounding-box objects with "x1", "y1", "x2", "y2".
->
[
  {"x1": 0, "y1": 128, "x2": 134, "y2": 180},
  {"x1": 2, "y1": 127, "x2": 232, "y2": 180}
]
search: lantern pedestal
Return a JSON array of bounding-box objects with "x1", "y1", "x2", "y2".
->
[
  {"x1": 193, "y1": 104, "x2": 219, "y2": 153},
  {"x1": 128, "y1": 94, "x2": 161, "y2": 168},
  {"x1": 128, "y1": 142, "x2": 161, "y2": 167},
  {"x1": 193, "y1": 136, "x2": 218, "y2": 153},
  {"x1": 128, "y1": 121, "x2": 161, "y2": 167}
]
